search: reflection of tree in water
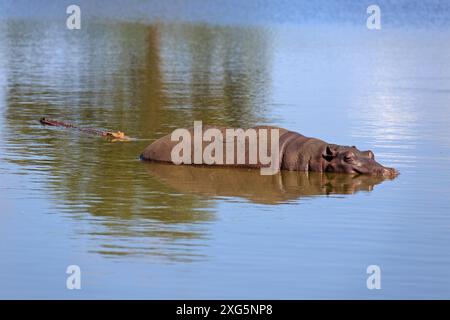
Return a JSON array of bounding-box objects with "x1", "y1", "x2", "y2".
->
[
  {"x1": 2, "y1": 21, "x2": 272, "y2": 261},
  {"x1": 158, "y1": 24, "x2": 272, "y2": 128}
]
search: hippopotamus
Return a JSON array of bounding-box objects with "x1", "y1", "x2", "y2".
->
[{"x1": 140, "y1": 125, "x2": 398, "y2": 178}]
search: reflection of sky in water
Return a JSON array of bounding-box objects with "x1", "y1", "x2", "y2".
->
[
  {"x1": 269, "y1": 26, "x2": 450, "y2": 171},
  {"x1": 2, "y1": 0, "x2": 450, "y2": 27}
]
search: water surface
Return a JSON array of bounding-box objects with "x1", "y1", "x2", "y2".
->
[{"x1": 1, "y1": 7, "x2": 450, "y2": 299}]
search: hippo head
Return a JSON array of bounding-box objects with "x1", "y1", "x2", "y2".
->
[{"x1": 322, "y1": 144, "x2": 398, "y2": 178}]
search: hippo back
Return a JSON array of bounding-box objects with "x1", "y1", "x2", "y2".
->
[{"x1": 141, "y1": 125, "x2": 293, "y2": 168}]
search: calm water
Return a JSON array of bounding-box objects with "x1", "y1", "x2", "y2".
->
[{"x1": 1, "y1": 3, "x2": 450, "y2": 299}]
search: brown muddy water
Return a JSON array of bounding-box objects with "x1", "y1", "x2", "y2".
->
[{"x1": 1, "y1": 15, "x2": 450, "y2": 298}]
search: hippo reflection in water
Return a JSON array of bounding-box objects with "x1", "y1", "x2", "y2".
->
[
  {"x1": 140, "y1": 126, "x2": 398, "y2": 178},
  {"x1": 144, "y1": 163, "x2": 390, "y2": 205}
]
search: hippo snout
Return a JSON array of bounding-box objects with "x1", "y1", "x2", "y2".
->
[{"x1": 379, "y1": 167, "x2": 399, "y2": 178}]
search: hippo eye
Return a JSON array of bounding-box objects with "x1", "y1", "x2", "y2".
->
[{"x1": 344, "y1": 153, "x2": 355, "y2": 163}]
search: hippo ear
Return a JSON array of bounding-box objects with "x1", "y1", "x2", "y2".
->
[
  {"x1": 362, "y1": 150, "x2": 375, "y2": 160},
  {"x1": 322, "y1": 145, "x2": 337, "y2": 162}
]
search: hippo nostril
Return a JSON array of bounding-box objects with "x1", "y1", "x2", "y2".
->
[{"x1": 390, "y1": 168, "x2": 399, "y2": 176}]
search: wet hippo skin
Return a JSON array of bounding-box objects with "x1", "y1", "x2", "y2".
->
[{"x1": 140, "y1": 126, "x2": 398, "y2": 177}]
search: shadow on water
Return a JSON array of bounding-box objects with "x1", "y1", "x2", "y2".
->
[{"x1": 144, "y1": 162, "x2": 390, "y2": 205}]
